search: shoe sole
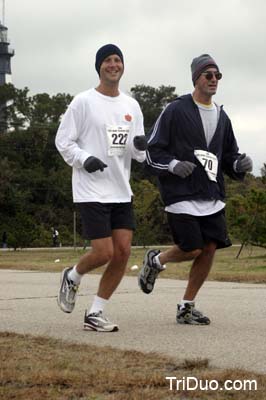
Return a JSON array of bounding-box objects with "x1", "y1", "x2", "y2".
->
[
  {"x1": 138, "y1": 251, "x2": 157, "y2": 294},
  {"x1": 138, "y1": 269, "x2": 153, "y2": 294},
  {"x1": 176, "y1": 318, "x2": 210, "y2": 325},
  {"x1": 57, "y1": 267, "x2": 75, "y2": 313},
  {"x1": 57, "y1": 297, "x2": 72, "y2": 313},
  {"x1": 83, "y1": 323, "x2": 119, "y2": 332}
]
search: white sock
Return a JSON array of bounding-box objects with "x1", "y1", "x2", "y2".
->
[
  {"x1": 154, "y1": 254, "x2": 166, "y2": 269},
  {"x1": 89, "y1": 295, "x2": 108, "y2": 315},
  {"x1": 180, "y1": 299, "x2": 195, "y2": 309},
  {"x1": 68, "y1": 265, "x2": 82, "y2": 285}
]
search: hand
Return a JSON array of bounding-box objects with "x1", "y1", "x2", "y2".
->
[
  {"x1": 235, "y1": 153, "x2": 253, "y2": 173},
  {"x1": 173, "y1": 161, "x2": 197, "y2": 178},
  {"x1": 83, "y1": 156, "x2": 107, "y2": 173},
  {"x1": 133, "y1": 135, "x2": 147, "y2": 151}
]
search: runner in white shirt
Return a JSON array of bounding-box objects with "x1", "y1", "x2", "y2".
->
[{"x1": 56, "y1": 44, "x2": 147, "y2": 332}]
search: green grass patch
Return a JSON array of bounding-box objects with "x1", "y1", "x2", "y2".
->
[{"x1": 1, "y1": 245, "x2": 266, "y2": 283}]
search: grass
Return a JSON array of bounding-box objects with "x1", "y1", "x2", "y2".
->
[
  {"x1": 1, "y1": 331, "x2": 265, "y2": 400},
  {"x1": 1, "y1": 245, "x2": 266, "y2": 283},
  {"x1": 1, "y1": 246, "x2": 266, "y2": 399}
]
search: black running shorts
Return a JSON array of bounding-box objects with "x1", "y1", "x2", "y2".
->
[
  {"x1": 76, "y1": 202, "x2": 135, "y2": 240},
  {"x1": 167, "y1": 210, "x2": 231, "y2": 252}
]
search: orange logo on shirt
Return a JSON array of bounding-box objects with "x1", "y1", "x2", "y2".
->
[{"x1": 125, "y1": 114, "x2": 132, "y2": 122}]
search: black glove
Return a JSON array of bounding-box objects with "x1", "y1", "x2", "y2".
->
[
  {"x1": 133, "y1": 135, "x2": 147, "y2": 151},
  {"x1": 173, "y1": 161, "x2": 196, "y2": 178},
  {"x1": 83, "y1": 156, "x2": 107, "y2": 173},
  {"x1": 235, "y1": 153, "x2": 253, "y2": 173}
]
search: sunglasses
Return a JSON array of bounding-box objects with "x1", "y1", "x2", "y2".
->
[{"x1": 201, "y1": 71, "x2": 222, "y2": 81}]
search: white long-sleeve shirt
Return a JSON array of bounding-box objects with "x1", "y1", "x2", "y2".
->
[{"x1": 55, "y1": 88, "x2": 146, "y2": 203}]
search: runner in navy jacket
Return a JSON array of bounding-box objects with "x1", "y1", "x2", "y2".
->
[
  {"x1": 146, "y1": 93, "x2": 244, "y2": 206},
  {"x1": 138, "y1": 54, "x2": 253, "y2": 325}
]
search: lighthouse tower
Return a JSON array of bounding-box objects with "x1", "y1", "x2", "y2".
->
[
  {"x1": 0, "y1": 0, "x2": 14, "y2": 85},
  {"x1": 0, "y1": 1, "x2": 14, "y2": 131}
]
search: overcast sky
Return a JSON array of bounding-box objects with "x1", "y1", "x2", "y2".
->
[{"x1": 3, "y1": 0, "x2": 266, "y2": 176}]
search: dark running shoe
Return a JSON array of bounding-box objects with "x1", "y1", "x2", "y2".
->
[
  {"x1": 57, "y1": 267, "x2": 79, "y2": 313},
  {"x1": 176, "y1": 303, "x2": 210, "y2": 325},
  {"x1": 138, "y1": 249, "x2": 165, "y2": 294},
  {"x1": 83, "y1": 311, "x2": 119, "y2": 332}
]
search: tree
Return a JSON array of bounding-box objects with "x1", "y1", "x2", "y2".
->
[
  {"x1": 0, "y1": 85, "x2": 74, "y2": 248},
  {"x1": 261, "y1": 163, "x2": 266, "y2": 185},
  {"x1": 0, "y1": 84, "x2": 31, "y2": 130},
  {"x1": 131, "y1": 179, "x2": 171, "y2": 246},
  {"x1": 0, "y1": 84, "x2": 73, "y2": 131},
  {"x1": 227, "y1": 189, "x2": 266, "y2": 250},
  {"x1": 1, "y1": 83, "x2": 266, "y2": 249},
  {"x1": 130, "y1": 84, "x2": 177, "y2": 131},
  {"x1": 130, "y1": 84, "x2": 178, "y2": 182}
]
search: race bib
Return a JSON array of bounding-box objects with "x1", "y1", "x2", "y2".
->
[
  {"x1": 194, "y1": 150, "x2": 218, "y2": 182},
  {"x1": 106, "y1": 125, "x2": 129, "y2": 156}
]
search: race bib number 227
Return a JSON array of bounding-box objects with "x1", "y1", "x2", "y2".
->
[{"x1": 106, "y1": 125, "x2": 129, "y2": 156}]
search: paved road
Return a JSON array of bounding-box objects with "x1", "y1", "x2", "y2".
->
[{"x1": 1, "y1": 269, "x2": 265, "y2": 374}]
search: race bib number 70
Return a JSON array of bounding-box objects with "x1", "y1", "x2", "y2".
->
[{"x1": 194, "y1": 150, "x2": 218, "y2": 182}]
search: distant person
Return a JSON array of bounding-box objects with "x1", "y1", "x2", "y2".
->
[
  {"x1": 139, "y1": 54, "x2": 253, "y2": 325},
  {"x1": 52, "y1": 228, "x2": 59, "y2": 247},
  {"x1": 2, "y1": 231, "x2": 7, "y2": 248},
  {"x1": 83, "y1": 239, "x2": 89, "y2": 250},
  {"x1": 55, "y1": 44, "x2": 147, "y2": 332}
]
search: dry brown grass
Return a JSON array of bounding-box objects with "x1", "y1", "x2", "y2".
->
[{"x1": 1, "y1": 331, "x2": 265, "y2": 400}]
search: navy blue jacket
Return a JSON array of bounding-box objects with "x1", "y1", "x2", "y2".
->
[{"x1": 146, "y1": 94, "x2": 245, "y2": 206}]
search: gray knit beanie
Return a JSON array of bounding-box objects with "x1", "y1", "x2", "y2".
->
[{"x1": 191, "y1": 54, "x2": 219, "y2": 85}]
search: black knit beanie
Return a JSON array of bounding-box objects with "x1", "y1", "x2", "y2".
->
[
  {"x1": 95, "y1": 44, "x2": 124, "y2": 75},
  {"x1": 191, "y1": 54, "x2": 219, "y2": 85}
]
